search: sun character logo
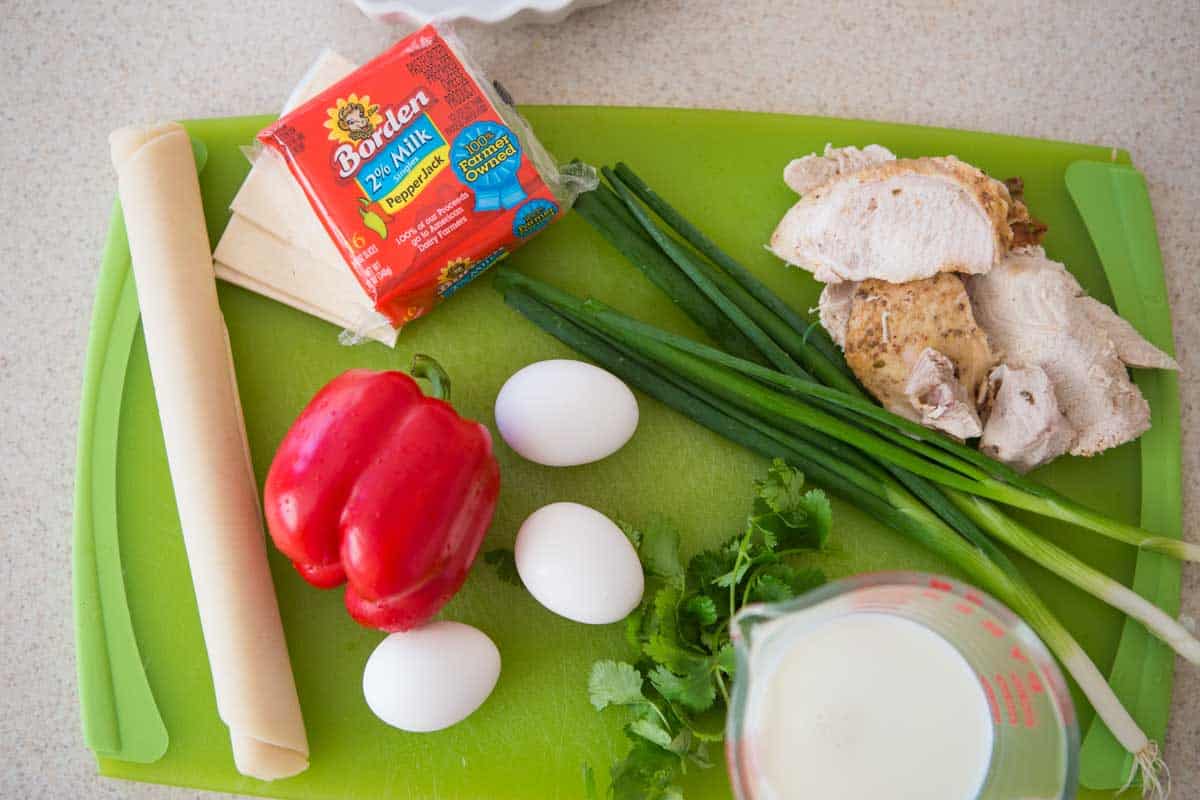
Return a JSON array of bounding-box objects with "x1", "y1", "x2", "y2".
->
[
  {"x1": 438, "y1": 258, "x2": 474, "y2": 292},
  {"x1": 324, "y1": 95, "x2": 383, "y2": 145}
]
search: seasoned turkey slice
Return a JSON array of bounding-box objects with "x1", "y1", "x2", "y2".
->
[
  {"x1": 770, "y1": 156, "x2": 1018, "y2": 284},
  {"x1": 843, "y1": 274, "x2": 996, "y2": 430}
]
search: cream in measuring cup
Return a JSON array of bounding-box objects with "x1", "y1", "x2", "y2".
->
[{"x1": 726, "y1": 572, "x2": 1079, "y2": 800}]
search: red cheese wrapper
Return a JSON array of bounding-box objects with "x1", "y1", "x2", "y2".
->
[{"x1": 258, "y1": 25, "x2": 576, "y2": 329}]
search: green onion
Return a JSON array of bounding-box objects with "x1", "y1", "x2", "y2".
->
[
  {"x1": 572, "y1": 298, "x2": 1199, "y2": 561},
  {"x1": 495, "y1": 275, "x2": 889, "y2": 508},
  {"x1": 504, "y1": 268, "x2": 1200, "y2": 657},
  {"x1": 949, "y1": 492, "x2": 1200, "y2": 665},
  {"x1": 496, "y1": 270, "x2": 1163, "y2": 784},
  {"x1": 603, "y1": 168, "x2": 807, "y2": 379},
  {"x1": 589, "y1": 183, "x2": 651, "y2": 245},
  {"x1": 573, "y1": 191, "x2": 761, "y2": 362},
  {"x1": 612, "y1": 162, "x2": 854, "y2": 382}
]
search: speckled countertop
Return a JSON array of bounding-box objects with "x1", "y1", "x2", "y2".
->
[{"x1": 1, "y1": 1, "x2": 1196, "y2": 797}]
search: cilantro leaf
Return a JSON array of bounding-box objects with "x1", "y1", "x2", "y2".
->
[
  {"x1": 628, "y1": 717, "x2": 674, "y2": 750},
  {"x1": 636, "y1": 518, "x2": 685, "y2": 582},
  {"x1": 750, "y1": 460, "x2": 831, "y2": 551},
  {"x1": 638, "y1": 585, "x2": 681, "y2": 651},
  {"x1": 686, "y1": 548, "x2": 734, "y2": 609},
  {"x1": 589, "y1": 462, "x2": 835, "y2": 800},
  {"x1": 750, "y1": 573, "x2": 794, "y2": 603},
  {"x1": 689, "y1": 740, "x2": 713, "y2": 769},
  {"x1": 649, "y1": 664, "x2": 717, "y2": 714},
  {"x1": 625, "y1": 604, "x2": 647, "y2": 650},
  {"x1": 748, "y1": 563, "x2": 827, "y2": 604},
  {"x1": 687, "y1": 549, "x2": 731, "y2": 589},
  {"x1": 786, "y1": 565, "x2": 827, "y2": 595},
  {"x1": 756, "y1": 458, "x2": 806, "y2": 512},
  {"x1": 482, "y1": 548, "x2": 521, "y2": 586},
  {"x1": 682, "y1": 595, "x2": 717, "y2": 626},
  {"x1": 797, "y1": 488, "x2": 832, "y2": 548},
  {"x1": 589, "y1": 660, "x2": 646, "y2": 711},
  {"x1": 668, "y1": 728, "x2": 693, "y2": 757},
  {"x1": 609, "y1": 739, "x2": 683, "y2": 800},
  {"x1": 714, "y1": 555, "x2": 751, "y2": 588},
  {"x1": 618, "y1": 522, "x2": 642, "y2": 549},
  {"x1": 756, "y1": 562, "x2": 826, "y2": 595},
  {"x1": 642, "y1": 635, "x2": 706, "y2": 674},
  {"x1": 715, "y1": 643, "x2": 737, "y2": 676}
]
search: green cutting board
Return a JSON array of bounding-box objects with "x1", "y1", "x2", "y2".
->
[{"x1": 74, "y1": 107, "x2": 1181, "y2": 799}]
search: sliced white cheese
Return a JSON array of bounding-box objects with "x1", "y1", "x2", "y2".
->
[
  {"x1": 213, "y1": 50, "x2": 398, "y2": 344},
  {"x1": 214, "y1": 216, "x2": 397, "y2": 346},
  {"x1": 232, "y1": 48, "x2": 357, "y2": 259},
  {"x1": 229, "y1": 153, "x2": 347, "y2": 267}
]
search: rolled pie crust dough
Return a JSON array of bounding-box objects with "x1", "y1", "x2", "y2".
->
[{"x1": 110, "y1": 122, "x2": 309, "y2": 780}]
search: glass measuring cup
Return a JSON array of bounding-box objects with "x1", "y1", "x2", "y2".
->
[{"x1": 726, "y1": 571, "x2": 1079, "y2": 800}]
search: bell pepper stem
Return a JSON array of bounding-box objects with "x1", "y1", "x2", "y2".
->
[{"x1": 410, "y1": 354, "x2": 451, "y2": 402}]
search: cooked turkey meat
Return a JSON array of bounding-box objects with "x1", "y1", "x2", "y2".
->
[
  {"x1": 967, "y1": 247, "x2": 1176, "y2": 457},
  {"x1": 782, "y1": 144, "x2": 895, "y2": 196},
  {"x1": 979, "y1": 365, "x2": 1074, "y2": 472},
  {"x1": 905, "y1": 348, "x2": 983, "y2": 440},
  {"x1": 770, "y1": 156, "x2": 1020, "y2": 284},
  {"x1": 843, "y1": 274, "x2": 996, "y2": 435}
]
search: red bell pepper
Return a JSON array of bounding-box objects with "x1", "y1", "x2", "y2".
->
[{"x1": 263, "y1": 356, "x2": 500, "y2": 631}]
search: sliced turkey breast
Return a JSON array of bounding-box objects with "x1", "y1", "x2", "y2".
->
[
  {"x1": 783, "y1": 144, "x2": 895, "y2": 196},
  {"x1": 843, "y1": 274, "x2": 996, "y2": 432},
  {"x1": 770, "y1": 156, "x2": 1018, "y2": 284},
  {"x1": 979, "y1": 365, "x2": 1074, "y2": 472},
  {"x1": 817, "y1": 280, "x2": 857, "y2": 348},
  {"x1": 1076, "y1": 296, "x2": 1179, "y2": 370},
  {"x1": 967, "y1": 247, "x2": 1174, "y2": 457},
  {"x1": 905, "y1": 348, "x2": 983, "y2": 440}
]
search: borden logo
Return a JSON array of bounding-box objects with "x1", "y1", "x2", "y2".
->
[{"x1": 325, "y1": 90, "x2": 433, "y2": 179}]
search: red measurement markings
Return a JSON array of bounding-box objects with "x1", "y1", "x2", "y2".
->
[
  {"x1": 1028, "y1": 672, "x2": 1044, "y2": 694},
  {"x1": 954, "y1": 602, "x2": 975, "y2": 615},
  {"x1": 982, "y1": 619, "x2": 1006, "y2": 638},
  {"x1": 852, "y1": 587, "x2": 914, "y2": 610},
  {"x1": 929, "y1": 578, "x2": 953, "y2": 592},
  {"x1": 980, "y1": 676, "x2": 1002, "y2": 724},
  {"x1": 921, "y1": 589, "x2": 944, "y2": 601},
  {"x1": 1010, "y1": 672, "x2": 1036, "y2": 728},
  {"x1": 994, "y1": 673, "x2": 1019, "y2": 726},
  {"x1": 1010, "y1": 645, "x2": 1028, "y2": 663},
  {"x1": 965, "y1": 592, "x2": 984, "y2": 606}
]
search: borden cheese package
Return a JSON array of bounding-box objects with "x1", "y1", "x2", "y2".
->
[{"x1": 258, "y1": 26, "x2": 585, "y2": 328}]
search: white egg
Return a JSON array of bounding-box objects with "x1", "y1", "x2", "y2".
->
[
  {"x1": 515, "y1": 502, "x2": 645, "y2": 624},
  {"x1": 494, "y1": 359, "x2": 639, "y2": 467},
  {"x1": 362, "y1": 621, "x2": 501, "y2": 733}
]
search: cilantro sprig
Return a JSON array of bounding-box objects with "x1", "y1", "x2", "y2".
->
[{"x1": 587, "y1": 460, "x2": 830, "y2": 799}]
